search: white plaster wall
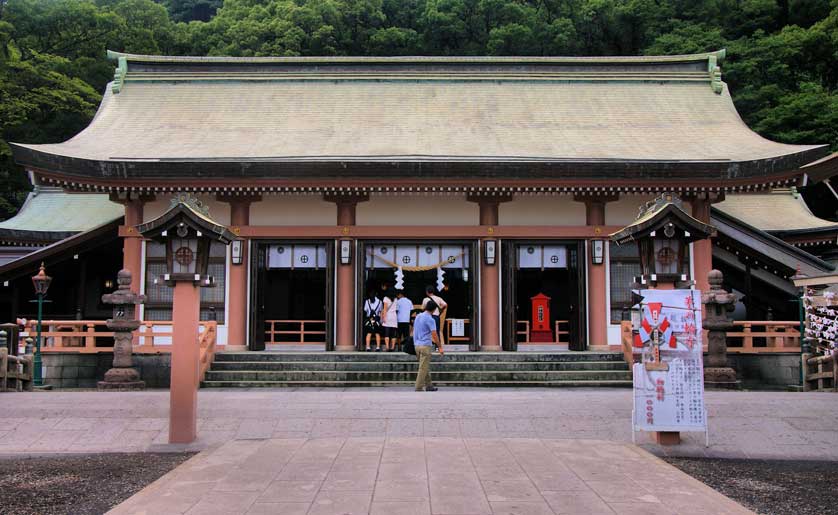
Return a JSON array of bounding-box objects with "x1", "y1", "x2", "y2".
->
[
  {"x1": 142, "y1": 195, "x2": 231, "y2": 225},
  {"x1": 250, "y1": 196, "x2": 336, "y2": 225},
  {"x1": 499, "y1": 195, "x2": 586, "y2": 225},
  {"x1": 356, "y1": 196, "x2": 478, "y2": 225}
]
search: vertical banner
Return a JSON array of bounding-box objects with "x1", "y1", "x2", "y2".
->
[{"x1": 631, "y1": 289, "x2": 707, "y2": 439}]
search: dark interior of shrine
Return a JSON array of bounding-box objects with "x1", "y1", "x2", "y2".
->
[
  {"x1": 514, "y1": 268, "x2": 574, "y2": 344},
  {"x1": 262, "y1": 269, "x2": 328, "y2": 343},
  {"x1": 0, "y1": 231, "x2": 122, "y2": 323},
  {"x1": 363, "y1": 267, "x2": 473, "y2": 337}
]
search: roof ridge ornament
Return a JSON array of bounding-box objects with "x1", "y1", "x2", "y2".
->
[
  {"x1": 112, "y1": 56, "x2": 127, "y2": 94},
  {"x1": 707, "y1": 52, "x2": 723, "y2": 94},
  {"x1": 170, "y1": 193, "x2": 211, "y2": 218}
]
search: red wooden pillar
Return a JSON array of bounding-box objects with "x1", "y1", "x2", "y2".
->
[
  {"x1": 122, "y1": 198, "x2": 145, "y2": 298},
  {"x1": 576, "y1": 194, "x2": 617, "y2": 349},
  {"x1": 326, "y1": 194, "x2": 368, "y2": 352},
  {"x1": 219, "y1": 195, "x2": 260, "y2": 351},
  {"x1": 690, "y1": 195, "x2": 714, "y2": 293},
  {"x1": 169, "y1": 280, "x2": 201, "y2": 443},
  {"x1": 470, "y1": 195, "x2": 511, "y2": 352}
]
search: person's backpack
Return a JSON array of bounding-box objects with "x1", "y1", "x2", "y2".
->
[{"x1": 402, "y1": 336, "x2": 416, "y2": 355}]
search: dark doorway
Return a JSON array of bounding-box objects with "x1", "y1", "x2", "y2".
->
[
  {"x1": 502, "y1": 241, "x2": 586, "y2": 351},
  {"x1": 250, "y1": 241, "x2": 333, "y2": 351},
  {"x1": 360, "y1": 242, "x2": 477, "y2": 350}
]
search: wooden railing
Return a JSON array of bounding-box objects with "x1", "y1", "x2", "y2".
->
[
  {"x1": 199, "y1": 322, "x2": 218, "y2": 380},
  {"x1": 804, "y1": 353, "x2": 837, "y2": 391},
  {"x1": 515, "y1": 320, "x2": 570, "y2": 345},
  {"x1": 727, "y1": 321, "x2": 800, "y2": 353},
  {"x1": 17, "y1": 320, "x2": 217, "y2": 353},
  {"x1": 618, "y1": 320, "x2": 801, "y2": 354},
  {"x1": 1, "y1": 348, "x2": 33, "y2": 392},
  {"x1": 265, "y1": 320, "x2": 326, "y2": 345}
]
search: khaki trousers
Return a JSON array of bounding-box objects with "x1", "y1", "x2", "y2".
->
[{"x1": 415, "y1": 346, "x2": 433, "y2": 391}]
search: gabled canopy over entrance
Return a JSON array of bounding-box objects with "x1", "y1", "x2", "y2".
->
[{"x1": 10, "y1": 51, "x2": 831, "y2": 194}]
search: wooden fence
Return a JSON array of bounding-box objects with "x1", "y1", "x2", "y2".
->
[
  {"x1": 1, "y1": 348, "x2": 33, "y2": 392},
  {"x1": 515, "y1": 320, "x2": 571, "y2": 345},
  {"x1": 17, "y1": 320, "x2": 217, "y2": 354},
  {"x1": 804, "y1": 353, "x2": 837, "y2": 392},
  {"x1": 619, "y1": 320, "x2": 801, "y2": 354},
  {"x1": 264, "y1": 320, "x2": 326, "y2": 345},
  {"x1": 727, "y1": 321, "x2": 800, "y2": 353}
]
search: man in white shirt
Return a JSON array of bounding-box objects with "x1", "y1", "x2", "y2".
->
[
  {"x1": 422, "y1": 285, "x2": 448, "y2": 344},
  {"x1": 395, "y1": 291, "x2": 413, "y2": 344}
]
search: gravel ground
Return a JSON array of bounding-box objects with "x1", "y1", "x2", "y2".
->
[
  {"x1": 665, "y1": 457, "x2": 838, "y2": 515},
  {"x1": 0, "y1": 452, "x2": 194, "y2": 515}
]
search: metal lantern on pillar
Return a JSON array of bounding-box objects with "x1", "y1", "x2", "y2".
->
[
  {"x1": 136, "y1": 194, "x2": 235, "y2": 285},
  {"x1": 611, "y1": 193, "x2": 715, "y2": 288}
]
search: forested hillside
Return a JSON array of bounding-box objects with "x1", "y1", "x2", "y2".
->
[{"x1": 1, "y1": 0, "x2": 836, "y2": 219}]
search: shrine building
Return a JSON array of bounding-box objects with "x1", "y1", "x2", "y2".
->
[{"x1": 4, "y1": 50, "x2": 838, "y2": 353}]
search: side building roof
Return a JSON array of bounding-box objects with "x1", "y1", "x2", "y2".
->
[
  {"x1": 0, "y1": 186, "x2": 124, "y2": 246},
  {"x1": 10, "y1": 51, "x2": 833, "y2": 194},
  {"x1": 714, "y1": 189, "x2": 838, "y2": 245}
]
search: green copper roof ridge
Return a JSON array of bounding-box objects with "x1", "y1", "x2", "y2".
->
[
  {"x1": 105, "y1": 49, "x2": 727, "y2": 66},
  {"x1": 112, "y1": 56, "x2": 127, "y2": 94}
]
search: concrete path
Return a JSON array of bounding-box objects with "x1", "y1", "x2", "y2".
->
[
  {"x1": 1, "y1": 388, "x2": 837, "y2": 460},
  {"x1": 107, "y1": 436, "x2": 753, "y2": 515}
]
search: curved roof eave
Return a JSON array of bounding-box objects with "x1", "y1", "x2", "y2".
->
[{"x1": 9, "y1": 51, "x2": 830, "y2": 188}]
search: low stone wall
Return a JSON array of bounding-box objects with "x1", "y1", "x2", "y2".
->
[
  {"x1": 726, "y1": 353, "x2": 801, "y2": 389},
  {"x1": 42, "y1": 352, "x2": 171, "y2": 388}
]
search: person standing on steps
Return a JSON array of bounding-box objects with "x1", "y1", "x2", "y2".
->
[
  {"x1": 395, "y1": 290, "x2": 413, "y2": 348},
  {"x1": 363, "y1": 289, "x2": 382, "y2": 352},
  {"x1": 413, "y1": 300, "x2": 444, "y2": 391},
  {"x1": 381, "y1": 289, "x2": 399, "y2": 352},
  {"x1": 422, "y1": 285, "x2": 448, "y2": 347}
]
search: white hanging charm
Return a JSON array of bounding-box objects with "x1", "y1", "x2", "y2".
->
[
  {"x1": 436, "y1": 267, "x2": 445, "y2": 292},
  {"x1": 394, "y1": 267, "x2": 405, "y2": 290}
]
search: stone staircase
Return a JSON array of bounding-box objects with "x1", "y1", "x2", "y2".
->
[{"x1": 201, "y1": 352, "x2": 632, "y2": 388}]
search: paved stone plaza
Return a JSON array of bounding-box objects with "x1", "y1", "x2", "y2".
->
[
  {"x1": 1, "y1": 388, "x2": 837, "y2": 459},
  {"x1": 107, "y1": 436, "x2": 753, "y2": 515}
]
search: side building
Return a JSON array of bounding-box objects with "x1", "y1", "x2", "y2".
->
[{"x1": 5, "y1": 51, "x2": 837, "y2": 352}]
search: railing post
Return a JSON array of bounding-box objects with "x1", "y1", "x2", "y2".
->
[
  {"x1": 85, "y1": 323, "x2": 96, "y2": 350},
  {"x1": 742, "y1": 323, "x2": 752, "y2": 351}
]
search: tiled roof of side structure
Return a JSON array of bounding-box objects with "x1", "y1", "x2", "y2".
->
[
  {"x1": 714, "y1": 189, "x2": 838, "y2": 233},
  {"x1": 9, "y1": 50, "x2": 832, "y2": 188},
  {"x1": 0, "y1": 187, "x2": 123, "y2": 244}
]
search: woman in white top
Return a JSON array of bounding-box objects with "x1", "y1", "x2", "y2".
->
[
  {"x1": 381, "y1": 289, "x2": 399, "y2": 352},
  {"x1": 363, "y1": 290, "x2": 383, "y2": 352}
]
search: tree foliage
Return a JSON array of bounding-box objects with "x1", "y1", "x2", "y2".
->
[{"x1": 1, "y1": 0, "x2": 837, "y2": 219}]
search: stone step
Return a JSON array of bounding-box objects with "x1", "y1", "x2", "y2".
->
[
  {"x1": 213, "y1": 352, "x2": 625, "y2": 363},
  {"x1": 202, "y1": 370, "x2": 632, "y2": 382},
  {"x1": 210, "y1": 360, "x2": 629, "y2": 372},
  {"x1": 200, "y1": 379, "x2": 633, "y2": 388}
]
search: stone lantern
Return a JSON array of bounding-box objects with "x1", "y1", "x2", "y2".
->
[
  {"x1": 98, "y1": 270, "x2": 146, "y2": 390},
  {"x1": 611, "y1": 193, "x2": 715, "y2": 288},
  {"x1": 703, "y1": 269, "x2": 739, "y2": 388}
]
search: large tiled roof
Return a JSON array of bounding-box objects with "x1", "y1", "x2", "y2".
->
[
  {"x1": 10, "y1": 51, "x2": 830, "y2": 188},
  {"x1": 714, "y1": 189, "x2": 838, "y2": 233},
  {"x1": 0, "y1": 187, "x2": 123, "y2": 245}
]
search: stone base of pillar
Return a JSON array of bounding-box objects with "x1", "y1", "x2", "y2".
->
[
  {"x1": 335, "y1": 345, "x2": 356, "y2": 352},
  {"x1": 223, "y1": 345, "x2": 248, "y2": 352},
  {"x1": 98, "y1": 367, "x2": 145, "y2": 391},
  {"x1": 481, "y1": 345, "x2": 502, "y2": 352},
  {"x1": 704, "y1": 367, "x2": 740, "y2": 389},
  {"x1": 98, "y1": 380, "x2": 146, "y2": 391}
]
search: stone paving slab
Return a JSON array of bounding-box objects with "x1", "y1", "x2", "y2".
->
[
  {"x1": 0, "y1": 388, "x2": 836, "y2": 460},
  {"x1": 106, "y1": 437, "x2": 754, "y2": 515}
]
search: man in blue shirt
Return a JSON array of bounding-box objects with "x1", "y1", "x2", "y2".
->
[{"x1": 413, "y1": 300, "x2": 444, "y2": 391}]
